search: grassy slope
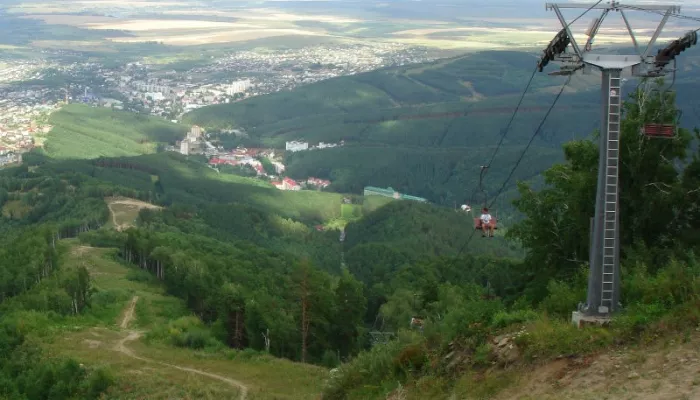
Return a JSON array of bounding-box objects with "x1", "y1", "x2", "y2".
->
[
  {"x1": 44, "y1": 240, "x2": 328, "y2": 400},
  {"x1": 45, "y1": 104, "x2": 188, "y2": 159}
]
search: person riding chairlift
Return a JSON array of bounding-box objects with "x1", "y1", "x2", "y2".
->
[
  {"x1": 460, "y1": 204, "x2": 471, "y2": 213},
  {"x1": 480, "y1": 207, "x2": 494, "y2": 238}
]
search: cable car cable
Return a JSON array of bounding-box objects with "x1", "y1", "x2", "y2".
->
[
  {"x1": 454, "y1": 74, "x2": 573, "y2": 258},
  {"x1": 488, "y1": 74, "x2": 573, "y2": 211},
  {"x1": 483, "y1": 0, "x2": 603, "y2": 174},
  {"x1": 451, "y1": 3, "x2": 600, "y2": 257}
]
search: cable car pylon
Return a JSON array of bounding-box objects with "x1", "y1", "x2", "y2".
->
[{"x1": 539, "y1": 1, "x2": 696, "y2": 327}]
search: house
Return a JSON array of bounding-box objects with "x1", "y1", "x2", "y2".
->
[
  {"x1": 271, "y1": 181, "x2": 285, "y2": 190},
  {"x1": 283, "y1": 177, "x2": 301, "y2": 191},
  {"x1": 307, "y1": 177, "x2": 331, "y2": 188}
]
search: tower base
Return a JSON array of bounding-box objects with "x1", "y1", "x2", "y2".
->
[{"x1": 571, "y1": 311, "x2": 611, "y2": 328}]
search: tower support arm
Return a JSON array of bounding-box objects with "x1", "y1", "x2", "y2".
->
[
  {"x1": 619, "y1": 10, "x2": 640, "y2": 56},
  {"x1": 551, "y1": 4, "x2": 582, "y2": 55},
  {"x1": 643, "y1": 9, "x2": 673, "y2": 58},
  {"x1": 547, "y1": 2, "x2": 679, "y2": 12}
]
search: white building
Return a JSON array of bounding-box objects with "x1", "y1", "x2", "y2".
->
[
  {"x1": 227, "y1": 79, "x2": 252, "y2": 95},
  {"x1": 188, "y1": 125, "x2": 203, "y2": 142},
  {"x1": 145, "y1": 92, "x2": 165, "y2": 101},
  {"x1": 180, "y1": 140, "x2": 190, "y2": 155},
  {"x1": 286, "y1": 141, "x2": 309, "y2": 152},
  {"x1": 317, "y1": 142, "x2": 339, "y2": 149}
]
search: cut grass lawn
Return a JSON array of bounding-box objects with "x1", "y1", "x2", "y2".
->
[{"x1": 42, "y1": 240, "x2": 329, "y2": 400}]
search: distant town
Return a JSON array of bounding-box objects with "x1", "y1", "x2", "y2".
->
[
  {"x1": 0, "y1": 42, "x2": 435, "y2": 167},
  {"x1": 176, "y1": 125, "x2": 337, "y2": 191}
]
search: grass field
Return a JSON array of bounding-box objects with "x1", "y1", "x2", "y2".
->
[
  {"x1": 1, "y1": 199, "x2": 31, "y2": 219},
  {"x1": 43, "y1": 241, "x2": 329, "y2": 400},
  {"x1": 45, "y1": 104, "x2": 188, "y2": 159},
  {"x1": 105, "y1": 197, "x2": 163, "y2": 231}
]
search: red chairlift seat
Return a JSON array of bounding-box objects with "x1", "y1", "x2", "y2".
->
[
  {"x1": 474, "y1": 218, "x2": 498, "y2": 230},
  {"x1": 642, "y1": 123, "x2": 676, "y2": 138}
]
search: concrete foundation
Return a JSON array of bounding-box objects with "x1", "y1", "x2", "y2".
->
[{"x1": 572, "y1": 311, "x2": 612, "y2": 328}]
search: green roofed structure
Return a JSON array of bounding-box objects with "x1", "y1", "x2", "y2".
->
[{"x1": 363, "y1": 186, "x2": 428, "y2": 203}]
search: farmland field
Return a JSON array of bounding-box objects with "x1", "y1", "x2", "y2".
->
[{"x1": 5, "y1": 0, "x2": 695, "y2": 52}]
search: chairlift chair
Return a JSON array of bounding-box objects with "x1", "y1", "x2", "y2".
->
[
  {"x1": 469, "y1": 166, "x2": 498, "y2": 232},
  {"x1": 641, "y1": 60, "x2": 681, "y2": 139}
]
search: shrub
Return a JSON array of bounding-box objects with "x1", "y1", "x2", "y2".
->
[
  {"x1": 83, "y1": 368, "x2": 114, "y2": 399},
  {"x1": 145, "y1": 316, "x2": 221, "y2": 350},
  {"x1": 126, "y1": 268, "x2": 155, "y2": 283},
  {"x1": 539, "y1": 279, "x2": 585, "y2": 319},
  {"x1": 322, "y1": 332, "x2": 422, "y2": 400},
  {"x1": 321, "y1": 350, "x2": 340, "y2": 368},
  {"x1": 393, "y1": 342, "x2": 426, "y2": 372}
]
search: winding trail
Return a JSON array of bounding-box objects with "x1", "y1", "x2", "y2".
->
[{"x1": 115, "y1": 296, "x2": 249, "y2": 399}]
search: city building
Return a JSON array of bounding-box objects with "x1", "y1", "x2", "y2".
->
[
  {"x1": 283, "y1": 177, "x2": 301, "y2": 191},
  {"x1": 227, "y1": 79, "x2": 252, "y2": 95},
  {"x1": 363, "y1": 186, "x2": 427, "y2": 202},
  {"x1": 180, "y1": 140, "x2": 190, "y2": 155},
  {"x1": 188, "y1": 125, "x2": 203, "y2": 141},
  {"x1": 286, "y1": 141, "x2": 309, "y2": 152},
  {"x1": 272, "y1": 177, "x2": 301, "y2": 191}
]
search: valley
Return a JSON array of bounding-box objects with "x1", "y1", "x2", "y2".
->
[{"x1": 1, "y1": 0, "x2": 700, "y2": 399}]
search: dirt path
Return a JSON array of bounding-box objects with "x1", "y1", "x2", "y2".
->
[
  {"x1": 119, "y1": 295, "x2": 139, "y2": 329},
  {"x1": 114, "y1": 296, "x2": 249, "y2": 399}
]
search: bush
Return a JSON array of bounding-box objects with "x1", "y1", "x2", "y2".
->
[
  {"x1": 322, "y1": 332, "x2": 422, "y2": 400},
  {"x1": 623, "y1": 258, "x2": 700, "y2": 307},
  {"x1": 146, "y1": 316, "x2": 221, "y2": 350},
  {"x1": 321, "y1": 349, "x2": 340, "y2": 368},
  {"x1": 539, "y1": 279, "x2": 585, "y2": 319},
  {"x1": 126, "y1": 268, "x2": 156, "y2": 283},
  {"x1": 83, "y1": 368, "x2": 114, "y2": 399}
]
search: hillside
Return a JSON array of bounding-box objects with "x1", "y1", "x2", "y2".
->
[
  {"x1": 44, "y1": 104, "x2": 188, "y2": 159},
  {"x1": 46, "y1": 242, "x2": 328, "y2": 400},
  {"x1": 183, "y1": 49, "x2": 700, "y2": 208},
  {"x1": 19, "y1": 151, "x2": 509, "y2": 266},
  {"x1": 0, "y1": 76, "x2": 699, "y2": 399}
]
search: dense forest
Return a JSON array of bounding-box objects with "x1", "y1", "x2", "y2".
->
[
  {"x1": 1, "y1": 77, "x2": 700, "y2": 398},
  {"x1": 184, "y1": 50, "x2": 700, "y2": 209}
]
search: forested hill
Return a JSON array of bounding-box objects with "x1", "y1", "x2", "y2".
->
[
  {"x1": 183, "y1": 49, "x2": 700, "y2": 207},
  {"x1": 2, "y1": 78, "x2": 700, "y2": 399}
]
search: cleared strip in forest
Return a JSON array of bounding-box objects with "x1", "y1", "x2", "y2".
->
[
  {"x1": 266, "y1": 103, "x2": 590, "y2": 138},
  {"x1": 115, "y1": 296, "x2": 250, "y2": 399}
]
